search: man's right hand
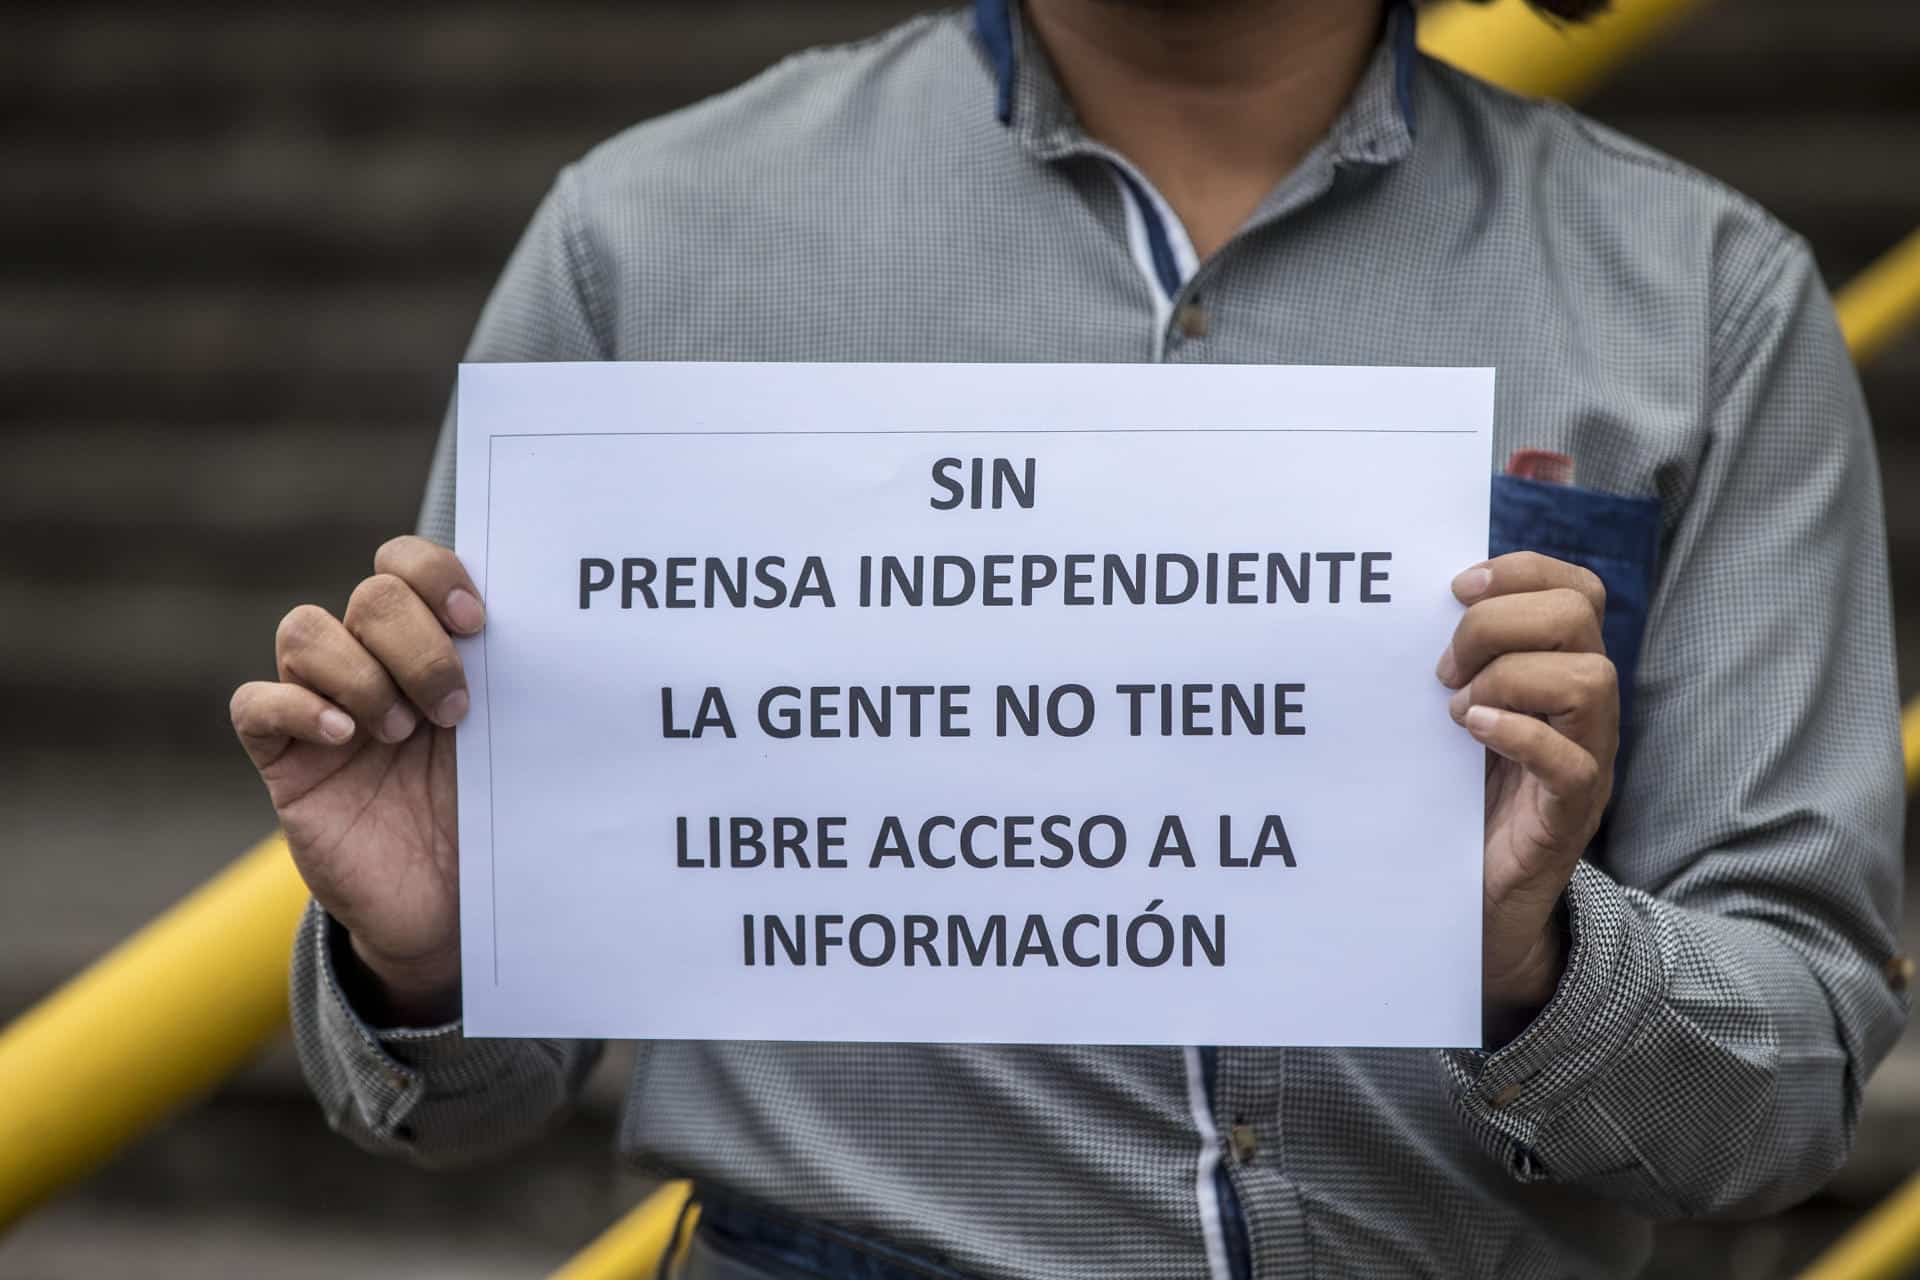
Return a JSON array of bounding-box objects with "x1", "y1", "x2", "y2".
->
[{"x1": 230, "y1": 536, "x2": 485, "y2": 1025}]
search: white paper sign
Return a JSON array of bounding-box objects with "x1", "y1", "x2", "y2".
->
[{"x1": 455, "y1": 362, "x2": 1492, "y2": 1046}]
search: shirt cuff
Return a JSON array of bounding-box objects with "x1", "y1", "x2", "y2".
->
[
  {"x1": 1439, "y1": 860, "x2": 1664, "y2": 1180},
  {"x1": 304, "y1": 902, "x2": 531, "y2": 1142}
]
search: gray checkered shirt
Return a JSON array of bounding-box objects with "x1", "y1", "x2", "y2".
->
[{"x1": 289, "y1": 4, "x2": 1909, "y2": 1276}]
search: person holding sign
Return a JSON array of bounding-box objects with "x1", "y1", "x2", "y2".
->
[{"x1": 231, "y1": 0, "x2": 1906, "y2": 1276}]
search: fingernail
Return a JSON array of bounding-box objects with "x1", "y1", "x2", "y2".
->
[
  {"x1": 1453, "y1": 566, "x2": 1493, "y2": 601},
  {"x1": 319, "y1": 709, "x2": 355, "y2": 743},
  {"x1": 1435, "y1": 647, "x2": 1460, "y2": 687},
  {"x1": 433, "y1": 689, "x2": 469, "y2": 727},
  {"x1": 1465, "y1": 705, "x2": 1499, "y2": 735},
  {"x1": 1448, "y1": 686, "x2": 1471, "y2": 721},
  {"x1": 380, "y1": 703, "x2": 418, "y2": 743},
  {"x1": 446, "y1": 588, "x2": 486, "y2": 635}
]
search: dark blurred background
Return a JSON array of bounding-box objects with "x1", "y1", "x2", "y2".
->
[{"x1": 1, "y1": 1, "x2": 1916, "y2": 1275}]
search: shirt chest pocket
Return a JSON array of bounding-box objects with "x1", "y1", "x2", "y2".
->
[{"x1": 1488, "y1": 474, "x2": 1663, "y2": 781}]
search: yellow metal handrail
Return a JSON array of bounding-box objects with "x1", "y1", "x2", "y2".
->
[
  {"x1": 1803, "y1": 1174, "x2": 1920, "y2": 1280},
  {"x1": 1839, "y1": 229, "x2": 1920, "y2": 370},
  {"x1": 1418, "y1": 0, "x2": 1709, "y2": 99},
  {"x1": 1905, "y1": 698, "x2": 1920, "y2": 794},
  {"x1": 0, "y1": 835, "x2": 309, "y2": 1230},
  {"x1": 550, "y1": 1181, "x2": 694, "y2": 1280}
]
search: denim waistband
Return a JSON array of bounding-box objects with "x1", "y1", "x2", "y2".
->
[{"x1": 686, "y1": 1187, "x2": 976, "y2": 1280}]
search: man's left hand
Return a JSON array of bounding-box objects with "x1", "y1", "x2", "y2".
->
[{"x1": 1437, "y1": 551, "x2": 1619, "y2": 1035}]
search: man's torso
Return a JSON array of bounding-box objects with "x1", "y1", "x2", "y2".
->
[{"x1": 425, "y1": 8, "x2": 1810, "y2": 1276}]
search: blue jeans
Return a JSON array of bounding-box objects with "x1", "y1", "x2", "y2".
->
[{"x1": 675, "y1": 1189, "x2": 977, "y2": 1280}]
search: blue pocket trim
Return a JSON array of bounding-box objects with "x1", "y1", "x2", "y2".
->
[{"x1": 1489, "y1": 474, "x2": 1662, "y2": 779}]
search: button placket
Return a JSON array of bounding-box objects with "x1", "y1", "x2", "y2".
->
[{"x1": 1220, "y1": 1048, "x2": 1312, "y2": 1277}]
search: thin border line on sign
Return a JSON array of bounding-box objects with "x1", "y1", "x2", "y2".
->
[
  {"x1": 485, "y1": 434, "x2": 501, "y2": 986},
  {"x1": 490, "y1": 427, "x2": 1477, "y2": 438},
  {"x1": 476, "y1": 418, "x2": 1484, "y2": 991}
]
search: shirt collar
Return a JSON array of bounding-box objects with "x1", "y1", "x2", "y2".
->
[{"x1": 972, "y1": 0, "x2": 1419, "y2": 168}]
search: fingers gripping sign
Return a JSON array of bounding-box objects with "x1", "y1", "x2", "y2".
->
[
  {"x1": 375, "y1": 534, "x2": 488, "y2": 638},
  {"x1": 228, "y1": 536, "x2": 487, "y2": 1025},
  {"x1": 1437, "y1": 552, "x2": 1620, "y2": 1033}
]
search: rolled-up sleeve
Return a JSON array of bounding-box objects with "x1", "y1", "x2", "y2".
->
[{"x1": 1443, "y1": 232, "x2": 1909, "y2": 1218}]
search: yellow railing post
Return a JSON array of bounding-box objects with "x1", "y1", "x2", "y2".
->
[
  {"x1": 1903, "y1": 698, "x2": 1920, "y2": 795},
  {"x1": 0, "y1": 834, "x2": 310, "y2": 1229},
  {"x1": 1800, "y1": 1174, "x2": 1920, "y2": 1280},
  {"x1": 1837, "y1": 229, "x2": 1920, "y2": 368},
  {"x1": 1418, "y1": 0, "x2": 1710, "y2": 100},
  {"x1": 549, "y1": 1182, "x2": 695, "y2": 1280}
]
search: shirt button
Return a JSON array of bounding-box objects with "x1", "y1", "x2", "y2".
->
[
  {"x1": 1176, "y1": 302, "x2": 1209, "y2": 339},
  {"x1": 1492, "y1": 1083, "x2": 1525, "y2": 1109},
  {"x1": 1229, "y1": 1123, "x2": 1259, "y2": 1164},
  {"x1": 1887, "y1": 954, "x2": 1914, "y2": 992}
]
